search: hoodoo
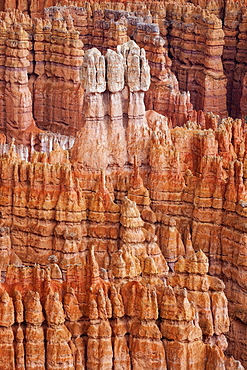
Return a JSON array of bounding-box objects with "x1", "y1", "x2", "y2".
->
[{"x1": 0, "y1": 0, "x2": 246, "y2": 369}]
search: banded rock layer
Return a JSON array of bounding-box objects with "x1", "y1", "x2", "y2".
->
[
  {"x1": 0, "y1": 0, "x2": 246, "y2": 369},
  {"x1": 0, "y1": 0, "x2": 240, "y2": 141}
]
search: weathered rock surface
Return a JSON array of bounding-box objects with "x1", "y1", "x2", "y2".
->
[
  {"x1": 0, "y1": 0, "x2": 246, "y2": 369},
  {"x1": 0, "y1": 229, "x2": 241, "y2": 370},
  {"x1": 33, "y1": 13, "x2": 84, "y2": 135},
  {"x1": 71, "y1": 40, "x2": 150, "y2": 169},
  {"x1": 0, "y1": 107, "x2": 245, "y2": 369}
]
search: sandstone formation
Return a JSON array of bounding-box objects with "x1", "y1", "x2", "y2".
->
[
  {"x1": 0, "y1": 0, "x2": 246, "y2": 369},
  {"x1": 0, "y1": 214, "x2": 243, "y2": 370},
  {"x1": 0, "y1": 1, "x2": 246, "y2": 140},
  {"x1": 0, "y1": 12, "x2": 34, "y2": 143},
  {"x1": 33, "y1": 12, "x2": 84, "y2": 135},
  {"x1": 0, "y1": 91, "x2": 245, "y2": 368}
]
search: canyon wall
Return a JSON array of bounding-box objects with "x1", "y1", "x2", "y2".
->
[
  {"x1": 1, "y1": 1, "x2": 247, "y2": 138},
  {"x1": 0, "y1": 0, "x2": 246, "y2": 369},
  {"x1": 33, "y1": 13, "x2": 84, "y2": 135},
  {"x1": 0, "y1": 240, "x2": 241, "y2": 370},
  {"x1": 0, "y1": 122, "x2": 244, "y2": 369}
]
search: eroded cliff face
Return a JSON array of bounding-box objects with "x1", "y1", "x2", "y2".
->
[
  {"x1": 0, "y1": 110, "x2": 246, "y2": 369},
  {"x1": 0, "y1": 243, "x2": 241, "y2": 370},
  {"x1": 1, "y1": 0, "x2": 247, "y2": 140},
  {"x1": 0, "y1": 0, "x2": 246, "y2": 369}
]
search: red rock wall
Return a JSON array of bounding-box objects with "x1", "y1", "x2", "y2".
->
[
  {"x1": 0, "y1": 0, "x2": 246, "y2": 368},
  {"x1": 164, "y1": 3, "x2": 227, "y2": 117},
  {"x1": 44, "y1": 4, "x2": 196, "y2": 127},
  {"x1": 33, "y1": 14, "x2": 84, "y2": 135},
  {"x1": 0, "y1": 11, "x2": 34, "y2": 143},
  {"x1": 222, "y1": 0, "x2": 247, "y2": 119},
  {"x1": 0, "y1": 107, "x2": 246, "y2": 367},
  {"x1": 0, "y1": 2, "x2": 229, "y2": 139},
  {"x1": 0, "y1": 113, "x2": 246, "y2": 368},
  {"x1": 0, "y1": 247, "x2": 240, "y2": 370},
  {"x1": 1, "y1": 1, "x2": 247, "y2": 139}
]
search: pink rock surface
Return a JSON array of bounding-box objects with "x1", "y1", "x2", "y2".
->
[{"x1": 0, "y1": 1, "x2": 245, "y2": 368}]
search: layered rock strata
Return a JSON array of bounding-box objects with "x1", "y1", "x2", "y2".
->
[
  {"x1": 0, "y1": 0, "x2": 246, "y2": 368},
  {"x1": 44, "y1": 4, "x2": 196, "y2": 127},
  {"x1": 0, "y1": 105, "x2": 247, "y2": 368},
  {"x1": 0, "y1": 3, "x2": 224, "y2": 138},
  {"x1": 0, "y1": 16, "x2": 34, "y2": 143},
  {"x1": 222, "y1": 0, "x2": 247, "y2": 119},
  {"x1": 71, "y1": 40, "x2": 150, "y2": 169},
  {"x1": 66, "y1": 1, "x2": 227, "y2": 118},
  {"x1": 0, "y1": 218, "x2": 242, "y2": 370},
  {"x1": 33, "y1": 13, "x2": 84, "y2": 135},
  {"x1": 1, "y1": 0, "x2": 247, "y2": 121},
  {"x1": 0, "y1": 1, "x2": 243, "y2": 140}
]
